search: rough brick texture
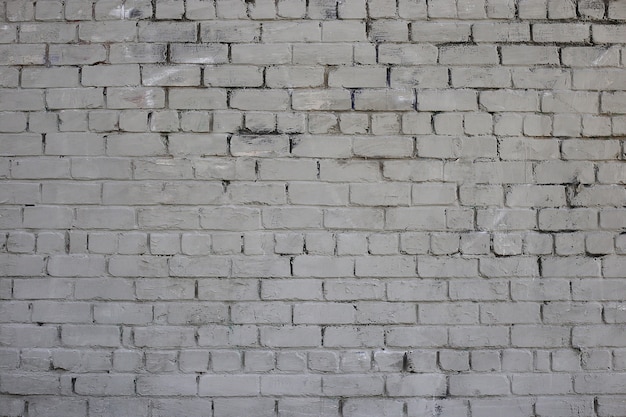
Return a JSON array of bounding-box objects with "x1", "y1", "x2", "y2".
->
[{"x1": 1, "y1": 0, "x2": 626, "y2": 416}]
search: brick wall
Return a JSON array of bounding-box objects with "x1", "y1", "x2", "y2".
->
[{"x1": 1, "y1": 0, "x2": 626, "y2": 416}]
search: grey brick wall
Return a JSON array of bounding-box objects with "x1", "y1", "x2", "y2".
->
[{"x1": 1, "y1": 0, "x2": 626, "y2": 416}]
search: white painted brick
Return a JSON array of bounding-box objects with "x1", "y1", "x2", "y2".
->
[
  {"x1": 449, "y1": 326, "x2": 509, "y2": 349},
  {"x1": 407, "y1": 399, "x2": 469, "y2": 417},
  {"x1": 354, "y1": 89, "x2": 414, "y2": 111},
  {"x1": 420, "y1": 302, "x2": 478, "y2": 325},
  {"x1": 534, "y1": 23, "x2": 590, "y2": 43},
  {"x1": 431, "y1": 353, "x2": 469, "y2": 373},
  {"x1": 322, "y1": 375, "x2": 384, "y2": 396},
  {"x1": 473, "y1": 22, "x2": 530, "y2": 42},
  {"x1": 499, "y1": 137, "x2": 560, "y2": 160},
  {"x1": 440, "y1": 45, "x2": 498, "y2": 65},
  {"x1": 1, "y1": 0, "x2": 625, "y2": 406},
  {"x1": 471, "y1": 399, "x2": 533, "y2": 417},
  {"x1": 214, "y1": 399, "x2": 275, "y2": 417},
  {"x1": 386, "y1": 326, "x2": 447, "y2": 347},
  {"x1": 450, "y1": 374, "x2": 510, "y2": 396}
]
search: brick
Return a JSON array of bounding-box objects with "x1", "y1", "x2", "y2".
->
[
  {"x1": 450, "y1": 374, "x2": 510, "y2": 396},
  {"x1": 407, "y1": 399, "x2": 469, "y2": 417},
  {"x1": 230, "y1": 89, "x2": 290, "y2": 111},
  {"x1": 293, "y1": 256, "x2": 353, "y2": 277},
  {"x1": 137, "y1": 375, "x2": 197, "y2": 396},
  {"x1": 386, "y1": 374, "x2": 447, "y2": 397},
  {"x1": 543, "y1": 91, "x2": 599, "y2": 114},
  {"x1": 535, "y1": 397, "x2": 595, "y2": 417},
  {"x1": 449, "y1": 326, "x2": 509, "y2": 348},
  {"x1": 391, "y1": 67, "x2": 448, "y2": 90},
  {"x1": 261, "y1": 326, "x2": 321, "y2": 347},
  {"x1": 593, "y1": 25, "x2": 626, "y2": 44},
  {"x1": 575, "y1": 374, "x2": 626, "y2": 394},
  {"x1": 232, "y1": 256, "x2": 291, "y2": 277},
  {"x1": 109, "y1": 43, "x2": 167, "y2": 64},
  {"x1": 74, "y1": 375, "x2": 134, "y2": 396},
  {"x1": 24, "y1": 206, "x2": 73, "y2": 229},
  {"x1": 471, "y1": 399, "x2": 533, "y2": 417},
  {"x1": 420, "y1": 302, "x2": 478, "y2": 325},
  {"x1": 501, "y1": 138, "x2": 560, "y2": 162},
  {"x1": 0, "y1": 374, "x2": 60, "y2": 395},
  {"x1": 354, "y1": 301, "x2": 415, "y2": 324},
  {"x1": 266, "y1": 66, "x2": 322, "y2": 89},
  {"x1": 378, "y1": 44, "x2": 437, "y2": 65},
  {"x1": 322, "y1": 375, "x2": 384, "y2": 396},
  {"x1": 197, "y1": 325, "x2": 257, "y2": 347},
  {"x1": 231, "y1": 44, "x2": 291, "y2": 64},
  {"x1": 61, "y1": 325, "x2": 120, "y2": 347},
  {"x1": 412, "y1": 22, "x2": 470, "y2": 41},
  {"x1": 473, "y1": 22, "x2": 530, "y2": 42},
  {"x1": 142, "y1": 65, "x2": 200, "y2": 87},
  {"x1": 506, "y1": 185, "x2": 566, "y2": 207},
  {"x1": 386, "y1": 207, "x2": 446, "y2": 231},
  {"x1": 501, "y1": 46, "x2": 560, "y2": 66},
  {"x1": 432, "y1": 350, "x2": 470, "y2": 371},
  {"x1": 418, "y1": 89, "x2": 477, "y2": 111},
  {"x1": 512, "y1": 325, "x2": 570, "y2": 348},
  {"x1": 89, "y1": 399, "x2": 148, "y2": 417},
  {"x1": 0, "y1": 45, "x2": 45, "y2": 66},
  {"x1": 79, "y1": 21, "x2": 137, "y2": 42},
  {"x1": 134, "y1": 326, "x2": 196, "y2": 348},
  {"x1": 46, "y1": 88, "x2": 104, "y2": 110},
  {"x1": 440, "y1": 45, "x2": 498, "y2": 65},
  {"x1": 214, "y1": 399, "x2": 275, "y2": 417},
  {"x1": 328, "y1": 66, "x2": 386, "y2": 88},
  {"x1": 452, "y1": 68, "x2": 511, "y2": 88},
  {"x1": 353, "y1": 89, "x2": 413, "y2": 111},
  {"x1": 168, "y1": 88, "x2": 227, "y2": 110},
  {"x1": 533, "y1": 23, "x2": 590, "y2": 43},
  {"x1": 481, "y1": 90, "x2": 539, "y2": 112},
  {"x1": 597, "y1": 397, "x2": 626, "y2": 416},
  {"x1": 513, "y1": 68, "x2": 571, "y2": 90},
  {"x1": 279, "y1": 399, "x2": 339, "y2": 417}
]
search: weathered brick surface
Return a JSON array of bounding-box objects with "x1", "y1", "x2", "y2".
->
[{"x1": 0, "y1": 0, "x2": 625, "y2": 415}]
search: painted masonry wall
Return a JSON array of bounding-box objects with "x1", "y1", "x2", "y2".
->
[{"x1": 2, "y1": 0, "x2": 626, "y2": 416}]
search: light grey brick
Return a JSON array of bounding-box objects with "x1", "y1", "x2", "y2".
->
[
  {"x1": 79, "y1": 21, "x2": 137, "y2": 42},
  {"x1": 354, "y1": 89, "x2": 414, "y2": 111},
  {"x1": 61, "y1": 325, "x2": 120, "y2": 347},
  {"x1": 137, "y1": 375, "x2": 197, "y2": 396},
  {"x1": 94, "y1": 302, "x2": 152, "y2": 325},
  {"x1": 107, "y1": 87, "x2": 165, "y2": 109},
  {"x1": 214, "y1": 398, "x2": 275, "y2": 417},
  {"x1": 574, "y1": 373, "x2": 626, "y2": 394},
  {"x1": 279, "y1": 399, "x2": 338, "y2": 417},
  {"x1": 261, "y1": 326, "x2": 320, "y2": 347},
  {"x1": 511, "y1": 325, "x2": 570, "y2": 348},
  {"x1": 407, "y1": 399, "x2": 469, "y2": 417},
  {"x1": 437, "y1": 350, "x2": 468, "y2": 371},
  {"x1": 322, "y1": 375, "x2": 384, "y2": 396},
  {"x1": 471, "y1": 399, "x2": 533, "y2": 417},
  {"x1": 450, "y1": 326, "x2": 509, "y2": 348},
  {"x1": 450, "y1": 374, "x2": 510, "y2": 396},
  {"x1": 538, "y1": 208, "x2": 597, "y2": 231},
  {"x1": 386, "y1": 326, "x2": 447, "y2": 347},
  {"x1": 420, "y1": 302, "x2": 479, "y2": 325},
  {"x1": 534, "y1": 23, "x2": 590, "y2": 43},
  {"x1": 535, "y1": 397, "x2": 595, "y2": 417},
  {"x1": 474, "y1": 22, "x2": 530, "y2": 43}
]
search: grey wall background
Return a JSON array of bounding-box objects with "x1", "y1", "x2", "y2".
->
[{"x1": 1, "y1": 0, "x2": 626, "y2": 416}]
